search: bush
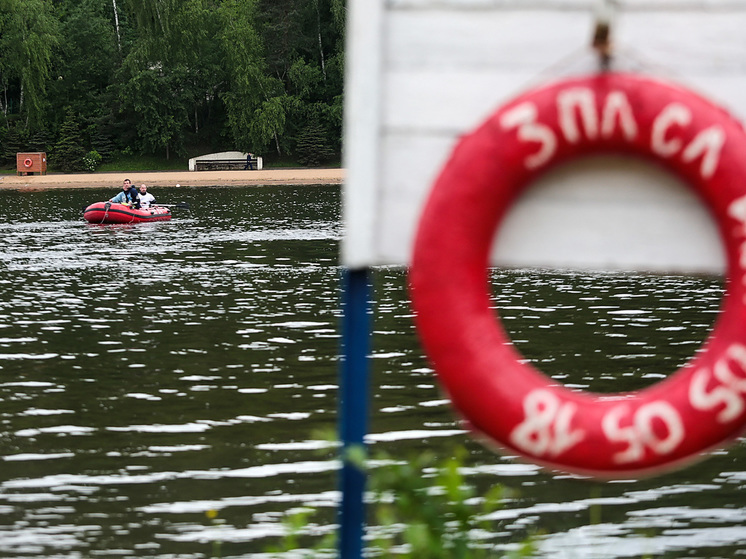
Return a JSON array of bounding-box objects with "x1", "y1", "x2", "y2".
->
[
  {"x1": 368, "y1": 447, "x2": 531, "y2": 558},
  {"x1": 82, "y1": 150, "x2": 102, "y2": 172},
  {"x1": 264, "y1": 443, "x2": 534, "y2": 558}
]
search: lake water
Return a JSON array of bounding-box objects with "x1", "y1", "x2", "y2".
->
[{"x1": 0, "y1": 184, "x2": 742, "y2": 558}]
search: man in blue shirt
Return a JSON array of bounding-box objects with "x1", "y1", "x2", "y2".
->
[{"x1": 110, "y1": 178, "x2": 138, "y2": 205}]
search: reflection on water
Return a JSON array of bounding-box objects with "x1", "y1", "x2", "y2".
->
[
  {"x1": 490, "y1": 270, "x2": 723, "y2": 392},
  {"x1": 0, "y1": 184, "x2": 742, "y2": 558}
]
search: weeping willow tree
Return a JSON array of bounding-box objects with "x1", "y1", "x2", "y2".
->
[
  {"x1": 0, "y1": 0, "x2": 60, "y2": 131},
  {"x1": 218, "y1": 0, "x2": 288, "y2": 155},
  {"x1": 122, "y1": 0, "x2": 178, "y2": 36},
  {"x1": 117, "y1": 0, "x2": 224, "y2": 158}
]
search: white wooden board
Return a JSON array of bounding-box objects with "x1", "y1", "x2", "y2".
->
[{"x1": 342, "y1": 0, "x2": 746, "y2": 273}]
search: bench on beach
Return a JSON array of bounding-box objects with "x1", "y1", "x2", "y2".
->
[
  {"x1": 195, "y1": 159, "x2": 259, "y2": 171},
  {"x1": 188, "y1": 151, "x2": 263, "y2": 171}
]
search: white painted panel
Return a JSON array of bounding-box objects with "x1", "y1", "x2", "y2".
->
[
  {"x1": 340, "y1": 2, "x2": 384, "y2": 269},
  {"x1": 376, "y1": 133, "x2": 455, "y2": 264},
  {"x1": 385, "y1": 11, "x2": 590, "y2": 72},
  {"x1": 390, "y1": 0, "x2": 746, "y2": 10},
  {"x1": 342, "y1": 0, "x2": 746, "y2": 272},
  {"x1": 493, "y1": 156, "x2": 724, "y2": 273}
]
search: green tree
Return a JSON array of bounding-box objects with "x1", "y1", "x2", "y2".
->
[
  {"x1": 48, "y1": 0, "x2": 118, "y2": 119},
  {"x1": 117, "y1": 0, "x2": 225, "y2": 157},
  {"x1": 117, "y1": 67, "x2": 190, "y2": 159},
  {"x1": 0, "y1": 0, "x2": 60, "y2": 131},
  {"x1": 122, "y1": 0, "x2": 178, "y2": 36},
  {"x1": 256, "y1": 0, "x2": 305, "y2": 82},
  {"x1": 251, "y1": 0, "x2": 344, "y2": 158},
  {"x1": 295, "y1": 119, "x2": 333, "y2": 167},
  {"x1": 219, "y1": 0, "x2": 287, "y2": 155},
  {"x1": 53, "y1": 109, "x2": 87, "y2": 171},
  {"x1": 0, "y1": 125, "x2": 26, "y2": 166}
]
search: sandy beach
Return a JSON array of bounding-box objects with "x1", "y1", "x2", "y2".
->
[{"x1": 0, "y1": 168, "x2": 345, "y2": 191}]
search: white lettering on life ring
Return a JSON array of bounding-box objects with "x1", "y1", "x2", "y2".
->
[
  {"x1": 557, "y1": 88, "x2": 639, "y2": 144},
  {"x1": 558, "y1": 87, "x2": 599, "y2": 143},
  {"x1": 682, "y1": 126, "x2": 725, "y2": 179},
  {"x1": 726, "y1": 195, "x2": 746, "y2": 273},
  {"x1": 601, "y1": 91, "x2": 639, "y2": 141},
  {"x1": 727, "y1": 194, "x2": 746, "y2": 230},
  {"x1": 651, "y1": 103, "x2": 724, "y2": 179},
  {"x1": 690, "y1": 343, "x2": 746, "y2": 423},
  {"x1": 651, "y1": 103, "x2": 691, "y2": 157},
  {"x1": 500, "y1": 89, "x2": 640, "y2": 168},
  {"x1": 509, "y1": 389, "x2": 585, "y2": 457},
  {"x1": 499, "y1": 103, "x2": 557, "y2": 169},
  {"x1": 602, "y1": 401, "x2": 685, "y2": 464},
  {"x1": 502, "y1": 91, "x2": 723, "y2": 179}
]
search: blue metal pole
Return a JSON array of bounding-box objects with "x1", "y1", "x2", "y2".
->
[{"x1": 338, "y1": 267, "x2": 371, "y2": 559}]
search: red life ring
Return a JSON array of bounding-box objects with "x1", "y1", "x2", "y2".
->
[
  {"x1": 410, "y1": 73, "x2": 746, "y2": 477},
  {"x1": 23, "y1": 158, "x2": 32, "y2": 168}
]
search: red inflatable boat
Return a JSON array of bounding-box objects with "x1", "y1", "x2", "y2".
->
[{"x1": 83, "y1": 202, "x2": 172, "y2": 224}]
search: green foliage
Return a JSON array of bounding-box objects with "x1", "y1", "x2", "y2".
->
[
  {"x1": 0, "y1": 0, "x2": 61, "y2": 131},
  {"x1": 288, "y1": 59, "x2": 323, "y2": 99},
  {"x1": 52, "y1": 109, "x2": 87, "y2": 172},
  {"x1": 28, "y1": 128, "x2": 53, "y2": 154},
  {"x1": 265, "y1": 444, "x2": 534, "y2": 558},
  {"x1": 0, "y1": 124, "x2": 26, "y2": 166},
  {"x1": 91, "y1": 126, "x2": 116, "y2": 162},
  {"x1": 82, "y1": 149, "x2": 102, "y2": 172},
  {"x1": 296, "y1": 120, "x2": 334, "y2": 167},
  {"x1": 219, "y1": 0, "x2": 284, "y2": 154},
  {"x1": 117, "y1": 67, "x2": 190, "y2": 159},
  {"x1": 330, "y1": 0, "x2": 345, "y2": 36},
  {"x1": 0, "y1": 0, "x2": 345, "y2": 163},
  {"x1": 369, "y1": 447, "x2": 528, "y2": 559},
  {"x1": 48, "y1": 0, "x2": 118, "y2": 120},
  {"x1": 265, "y1": 508, "x2": 336, "y2": 558}
]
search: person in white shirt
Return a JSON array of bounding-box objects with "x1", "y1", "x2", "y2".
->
[{"x1": 136, "y1": 184, "x2": 156, "y2": 209}]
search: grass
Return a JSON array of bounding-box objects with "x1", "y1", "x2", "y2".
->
[{"x1": 98, "y1": 155, "x2": 190, "y2": 172}]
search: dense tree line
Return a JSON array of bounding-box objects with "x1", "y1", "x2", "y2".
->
[{"x1": 0, "y1": 0, "x2": 345, "y2": 169}]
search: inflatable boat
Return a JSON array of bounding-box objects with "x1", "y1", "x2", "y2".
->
[{"x1": 83, "y1": 202, "x2": 172, "y2": 224}]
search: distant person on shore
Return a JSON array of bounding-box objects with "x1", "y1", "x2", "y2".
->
[
  {"x1": 110, "y1": 179, "x2": 138, "y2": 205},
  {"x1": 136, "y1": 184, "x2": 156, "y2": 209},
  {"x1": 244, "y1": 152, "x2": 255, "y2": 170}
]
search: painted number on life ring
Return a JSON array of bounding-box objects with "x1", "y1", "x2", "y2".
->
[
  {"x1": 602, "y1": 402, "x2": 685, "y2": 464},
  {"x1": 509, "y1": 390, "x2": 585, "y2": 456}
]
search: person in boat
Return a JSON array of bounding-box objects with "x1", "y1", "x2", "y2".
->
[
  {"x1": 110, "y1": 179, "x2": 138, "y2": 205},
  {"x1": 136, "y1": 184, "x2": 156, "y2": 209}
]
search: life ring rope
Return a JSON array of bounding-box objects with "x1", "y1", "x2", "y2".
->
[{"x1": 410, "y1": 72, "x2": 746, "y2": 477}]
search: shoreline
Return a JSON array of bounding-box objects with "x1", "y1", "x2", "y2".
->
[{"x1": 0, "y1": 168, "x2": 345, "y2": 191}]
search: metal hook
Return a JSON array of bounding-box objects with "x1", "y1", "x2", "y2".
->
[{"x1": 592, "y1": 0, "x2": 616, "y2": 71}]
